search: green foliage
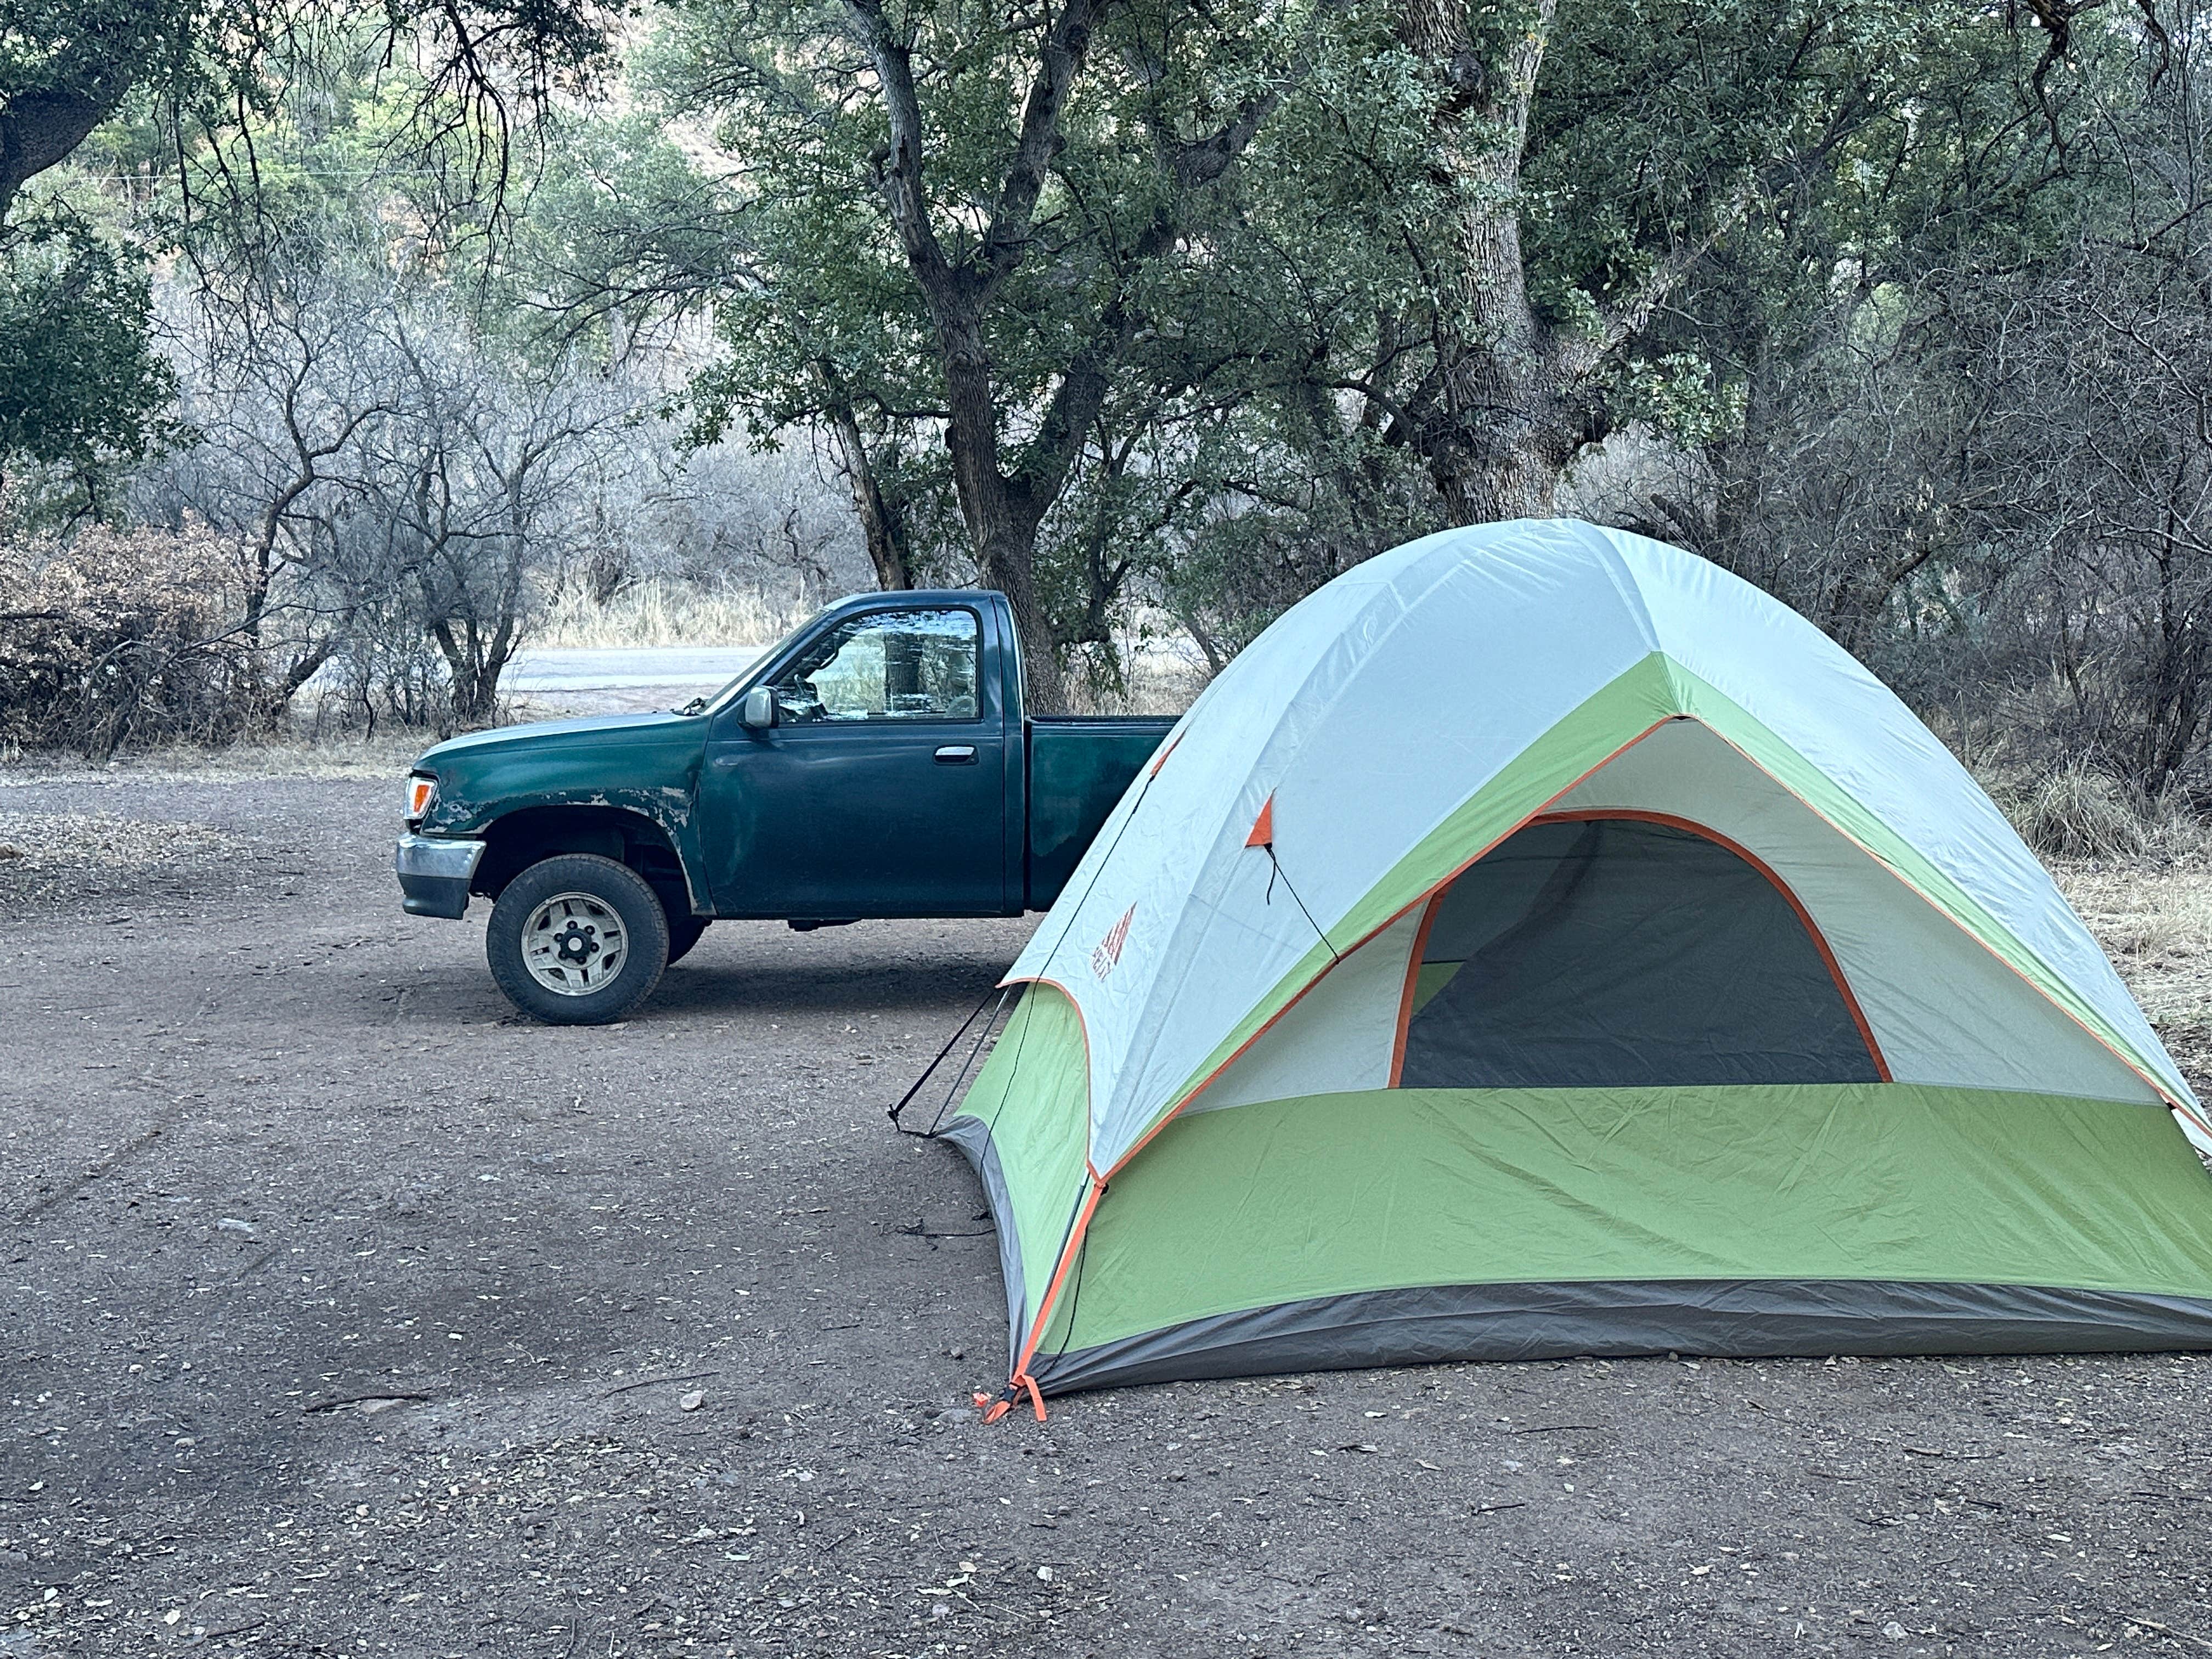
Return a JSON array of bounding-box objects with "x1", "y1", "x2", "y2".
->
[
  {"x1": 1607, "y1": 1, "x2": 2084, "y2": 428},
  {"x1": 0, "y1": 0, "x2": 244, "y2": 233},
  {"x1": 0, "y1": 0, "x2": 202, "y2": 95},
  {"x1": 0, "y1": 0, "x2": 628, "y2": 521},
  {"x1": 599, "y1": 0, "x2": 2104, "y2": 668},
  {"x1": 0, "y1": 204, "x2": 177, "y2": 510},
  {"x1": 13, "y1": 0, "x2": 2196, "y2": 745},
  {"x1": 606, "y1": 0, "x2": 1451, "y2": 651},
  {"x1": 1526, "y1": 1, "x2": 1920, "y2": 324},
  {"x1": 1611, "y1": 352, "x2": 1746, "y2": 449}
]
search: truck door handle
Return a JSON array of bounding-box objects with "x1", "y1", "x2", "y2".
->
[{"x1": 934, "y1": 745, "x2": 978, "y2": 764}]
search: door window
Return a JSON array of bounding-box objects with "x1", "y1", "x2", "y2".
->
[{"x1": 771, "y1": 608, "x2": 981, "y2": 724}]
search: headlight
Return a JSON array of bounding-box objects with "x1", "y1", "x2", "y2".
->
[{"x1": 406, "y1": 774, "x2": 437, "y2": 821}]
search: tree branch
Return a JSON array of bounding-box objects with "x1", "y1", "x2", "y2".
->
[
  {"x1": 979, "y1": 0, "x2": 1110, "y2": 290},
  {"x1": 845, "y1": 0, "x2": 959, "y2": 306}
]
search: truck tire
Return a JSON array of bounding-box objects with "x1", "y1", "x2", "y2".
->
[
  {"x1": 666, "y1": 914, "x2": 710, "y2": 965},
  {"x1": 488, "y1": 854, "x2": 669, "y2": 1025}
]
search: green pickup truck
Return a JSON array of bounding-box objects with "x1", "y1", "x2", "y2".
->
[{"x1": 394, "y1": 589, "x2": 1176, "y2": 1024}]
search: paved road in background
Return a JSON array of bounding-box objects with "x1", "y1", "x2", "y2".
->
[{"x1": 501, "y1": 645, "x2": 768, "y2": 715}]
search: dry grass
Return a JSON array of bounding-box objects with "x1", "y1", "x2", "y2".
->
[
  {"x1": 2004, "y1": 763, "x2": 2161, "y2": 859},
  {"x1": 0, "y1": 729, "x2": 433, "y2": 784},
  {"x1": 2056, "y1": 854, "x2": 2212, "y2": 1097},
  {"x1": 1065, "y1": 619, "x2": 1212, "y2": 715},
  {"x1": 536, "y1": 579, "x2": 816, "y2": 649}
]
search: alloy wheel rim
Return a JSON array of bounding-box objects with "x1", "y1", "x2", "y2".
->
[{"x1": 521, "y1": 892, "x2": 628, "y2": 995}]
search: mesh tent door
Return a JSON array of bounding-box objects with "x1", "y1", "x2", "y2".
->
[{"x1": 1398, "y1": 814, "x2": 1883, "y2": 1089}]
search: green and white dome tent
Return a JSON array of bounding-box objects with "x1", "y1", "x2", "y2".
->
[{"x1": 942, "y1": 520, "x2": 2212, "y2": 1417}]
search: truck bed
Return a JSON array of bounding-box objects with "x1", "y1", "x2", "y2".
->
[{"x1": 1025, "y1": 715, "x2": 1178, "y2": 909}]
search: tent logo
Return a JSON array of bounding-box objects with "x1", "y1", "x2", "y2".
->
[{"x1": 1090, "y1": 905, "x2": 1136, "y2": 980}]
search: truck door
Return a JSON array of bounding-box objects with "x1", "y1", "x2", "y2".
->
[{"x1": 698, "y1": 603, "x2": 1009, "y2": 917}]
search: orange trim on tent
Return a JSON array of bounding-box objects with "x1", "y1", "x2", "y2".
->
[
  {"x1": 1148, "y1": 731, "x2": 1184, "y2": 777},
  {"x1": 1245, "y1": 794, "x2": 1276, "y2": 849},
  {"x1": 1527, "y1": 809, "x2": 1893, "y2": 1082},
  {"x1": 1005, "y1": 1176, "x2": 1108, "y2": 1409},
  {"x1": 963, "y1": 973, "x2": 1107, "y2": 1418},
  {"x1": 1386, "y1": 893, "x2": 1446, "y2": 1088}
]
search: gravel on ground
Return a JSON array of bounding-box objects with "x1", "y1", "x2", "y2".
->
[{"x1": 3, "y1": 770, "x2": 2210, "y2": 1658}]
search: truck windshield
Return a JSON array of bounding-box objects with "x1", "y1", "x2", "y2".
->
[{"x1": 675, "y1": 610, "x2": 825, "y2": 715}]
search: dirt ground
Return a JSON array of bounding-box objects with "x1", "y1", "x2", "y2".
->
[{"x1": 5, "y1": 772, "x2": 2212, "y2": 1659}]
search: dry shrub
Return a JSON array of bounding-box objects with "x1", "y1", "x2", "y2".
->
[
  {"x1": 0, "y1": 523, "x2": 257, "y2": 757},
  {"x1": 2003, "y1": 763, "x2": 2161, "y2": 860},
  {"x1": 2005, "y1": 764, "x2": 2211, "y2": 861}
]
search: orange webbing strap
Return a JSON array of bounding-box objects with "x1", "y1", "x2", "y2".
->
[{"x1": 974, "y1": 1373, "x2": 1048, "y2": 1424}]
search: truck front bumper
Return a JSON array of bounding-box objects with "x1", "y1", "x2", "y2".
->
[{"x1": 396, "y1": 833, "x2": 487, "y2": 919}]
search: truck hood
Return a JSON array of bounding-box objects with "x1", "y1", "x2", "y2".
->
[{"x1": 414, "y1": 711, "x2": 703, "y2": 768}]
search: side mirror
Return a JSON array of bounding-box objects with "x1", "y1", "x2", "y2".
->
[{"x1": 740, "y1": 685, "x2": 778, "y2": 730}]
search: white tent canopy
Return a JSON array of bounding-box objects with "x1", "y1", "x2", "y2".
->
[{"x1": 1009, "y1": 520, "x2": 2201, "y2": 1176}]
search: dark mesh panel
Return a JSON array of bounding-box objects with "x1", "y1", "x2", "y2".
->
[{"x1": 1398, "y1": 817, "x2": 1878, "y2": 1088}]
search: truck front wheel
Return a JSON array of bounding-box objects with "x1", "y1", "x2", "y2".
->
[{"x1": 488, "y1": 854, "x2": 669, "y2": 1025}]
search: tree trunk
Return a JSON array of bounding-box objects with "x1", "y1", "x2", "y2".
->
[
  {"x1": 850, "y1": 0, "x2": 1104, "y2": 712},
  {"x1": 1393, "y1": 0, "x2": 1599, "y2": 523},
  {"x1": 935, "y1": 304, "x2": 1069, "y2": 709},
  {"x1": 434, "y1": 619, "x2": 515, "y2": 727},
  {"x1": 1, "y1": 83, "x2": 116, "y2": 229},
  {"x1": 817, "y1": 378, "x2": 913, "y2": 591},
  {"x1": 884, "y1": 284, "x2": 1071, "y2": 703},
  {"x1": 431, "y1": 618, "x2": 484, "y2": 724},
  {"x1": 977, "y1": 520, "x2": 1063, "y2": 713}
]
